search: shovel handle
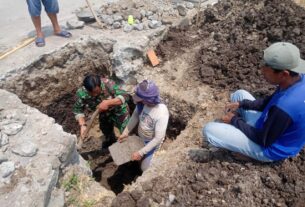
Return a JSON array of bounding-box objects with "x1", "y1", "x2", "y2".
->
[{"x1": 77, "y1": 108, "x2": 100, "y2": 149}]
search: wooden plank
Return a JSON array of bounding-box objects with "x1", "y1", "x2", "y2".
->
[{"x1": 0, "y1": 37, "x2": 35, "y2": 60}]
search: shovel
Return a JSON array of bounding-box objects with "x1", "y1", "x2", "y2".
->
[{"x1": 76, "y1": 108, "x2": 100, "y2": 150}]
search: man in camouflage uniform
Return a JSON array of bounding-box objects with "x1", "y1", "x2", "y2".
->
[{"x1": 73, "y1": 74, "x2": 130, "y2": 148}]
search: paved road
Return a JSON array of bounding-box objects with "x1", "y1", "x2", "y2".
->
[{"x1": 0, "y1": 0, "x2": 103, "y2": 52}]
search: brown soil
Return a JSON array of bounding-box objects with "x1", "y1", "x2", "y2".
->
[
  {"x1": 41, "y1": 0, "x2": 305, "y2": 206},
  {"x1": 112, "y1": 0, "x2": 305, "y2": 206}
]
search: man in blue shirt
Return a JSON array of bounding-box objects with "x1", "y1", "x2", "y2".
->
[{"x1": 198, "y1": 42, "x2": 305, "y2": 162}]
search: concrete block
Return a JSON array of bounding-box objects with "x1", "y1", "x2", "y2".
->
[{"x1": 109, "y1": 136, "x2": 144, "y2": 165}]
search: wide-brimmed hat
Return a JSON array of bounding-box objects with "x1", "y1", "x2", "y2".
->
[
  {"x1": 264, "y1": 42, "x2": 305, "y2": 73},
  {"x1": 133, "y1": 80, "x2": 160, "y2": 104}
]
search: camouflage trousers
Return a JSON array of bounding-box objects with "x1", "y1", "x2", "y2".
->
[{"x1": 99, "y1": 110, "x2": 130, "y2": 141}]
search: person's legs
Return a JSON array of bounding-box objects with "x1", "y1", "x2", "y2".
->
[
  {"x1": 113, "y1": 111, "x2": 130, "y2": 134},
  {"x1": 230, "y1": 89, "x2": 262, "y2": 127},
  {"x1": 140, "y1": 144, "x2": 157, "y2": 171},
  {"x1": 203, "y1": 122, "x2": 272, "y2": 162},
  {"x1": 26, "y1": 0, "x2": 44, "y2": 38},
  {"x1": 99, "y1": 113, "x2": 116, "y2": 149},
  {"x1": 31, "y1": 16, "x2": 44, "y2": 38},
  {"x1": 141, "y1": 153, "x2": 153, "y2": 171},
  {"x1": 41, "y1": 0, "x2": 61, "y2": 33}
]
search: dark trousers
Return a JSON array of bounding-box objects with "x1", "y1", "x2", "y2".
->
[{"x1": 99, "y1": 112, "x2": 130, "y2": 141}]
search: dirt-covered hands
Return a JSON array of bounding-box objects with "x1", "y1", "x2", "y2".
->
[
  {"x1": 225, "y1": 102, "x2": 240, "y2": 113},
  {"x1": 131, "y1": 151, "x2": 143, "y2": 161},
  {"x1": 98, "y1": 100, "x2": 110, "y2": 112},
  {"x1": 118, "y1": 133, "x2": 128, "y2": 142},
  {"x1": 221, "y1": 111, "x2": 235, "y2": 123}
]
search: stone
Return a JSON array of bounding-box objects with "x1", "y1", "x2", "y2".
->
[
  {"x1": 0, "y1": 161, "x2": 15, "y2": 178},
  {"x1": 48, "y1": 188, "x2": 65, "y2": 207},
  {"x1": 113, "y1": 14, "x2": 123, "y2": 22},
  {"x1": 130, "y1": 189, "x2": 142, "y2": 201},
  {"x1": 109, "y1": 136, "x2": 144, "y2": 165},
  {"x1": 123, "y1": 24, "x2": 133, "y2": 33},
  {"x1": 113, "y1": 22, "x2": 121, "y2": 29},
  {"x1": 169, "y1": 194, "x2": 176, "y2": 203},
  {"x1": 188, "y1": 148, "x2": 213, "y2": 163},
  {"x1": 137, "y1": 196, "x2": 150, "y2": 207},
  {"x1": 76, "y1": 10, "x2": 95, "y2": 23},
  {"x1": 106, "y1": 8, "x2": 113, "y2": 15},
  {"x1": 135, "y1": 1, "x2": 145, "y2": 8},
  {"x1": 0, "y1": 90, "x2": 92, "y2": 207},
  {"x1": 0, "y1": 132, "x2": 9, "y2": 147},
  {"x1": 112, "y1": 192, "x2": 136, "y2": 207},
  {"x1": 178, "y1": 17, "x2": 190, "y2": 30},
  {"x1": 142, "y1": 181, "x2": 153, "y2": 191},
  {"x1": 186, "y1": 2, "x2": 195, "y2": 9},
  {"x1": 66, "y1": 20, "x2": 85, "y2": 29},
  {"x1": 101, "y1": 15, "x2": 114, "y2": 25},
  {"x1": 183, "y1": 0, "x2": 200, "y2": 2},
  {"x1": 148, "y1": 14, "x2": 159, "y2": 21},
  {"x1": 0, "y1": 121, "x2": 24, "y2": 135},
  {"x1": 133, "y1": 23, "x2": 144, "y2": 31},
  {"x1": 140, "y1": 9, "x2": 146, "y2": 19},
  {"x1": 177, "y1": 5, "x2": 187, "y2": 16},
  {"x1": 148, "y1": 20, "x2": 162, "y2": 29},
  {"x1": 0, "y1": 153, "x2": 8, "y2": 164},
  {"x1": 162, "y1": 16, "x2": 174, "y2": 25},
  {"x1": 146, "y1": 11, "x2": 153, "y2": 17},
  {"x1": 12, "y1": 141, "x2": 38, "y2": 157}
]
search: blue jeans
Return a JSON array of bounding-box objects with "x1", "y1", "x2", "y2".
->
[
  {"x1": 141, "y1": 141, "x2": 157, "y2": 171},
  {"x1": 203, "y1": 90, "x2": 273, "y2": 162},
  {"x1": 26, "y1": 0, "x2": 59, "y2": 16}
]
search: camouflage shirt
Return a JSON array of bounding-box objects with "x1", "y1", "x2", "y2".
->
[{"x1": 73, "y1": 78, "x2": 130, "y2": 120}]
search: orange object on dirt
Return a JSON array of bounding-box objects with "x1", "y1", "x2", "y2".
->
[{"x1": 147, "y1": 49, "x2": 160, "y2": 66}]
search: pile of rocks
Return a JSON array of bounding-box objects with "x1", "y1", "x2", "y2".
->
[{"x1": 74, "y1": 0, "x2": 198, "y2": 32}]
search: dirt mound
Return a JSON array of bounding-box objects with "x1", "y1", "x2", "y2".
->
[
  {"x1": 114, "y1": 0, "x2": 305, "y2": 206},
  {"x1": 198, "y1": 0, "x2": 305, "y2": 96}
]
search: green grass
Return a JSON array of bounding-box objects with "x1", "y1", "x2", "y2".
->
[
  {"x1": 62, "y1": 174, "x2": 79, "y2": 192},
  {"x1": 82, "y1": 199, "x2": 96, "y2": 207}
]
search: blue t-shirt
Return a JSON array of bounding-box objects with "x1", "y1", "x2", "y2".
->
[{"x1": 255, "y1": 75, "x2": 305, "y2": 160}]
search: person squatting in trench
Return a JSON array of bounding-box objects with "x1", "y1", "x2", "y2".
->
[
  {"x1": 73, "y1": 74, "x2": 130, "y2": 149},
  {"x1": 118, "y1": 80, "x2": 169, "y2": 171},
  {"x1": 201, "y1": 42, "x2": 305, "y2": 162}
]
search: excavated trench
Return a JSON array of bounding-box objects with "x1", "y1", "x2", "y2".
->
[
  {"x1": 2, "y1": 0, "x2": 305, "y2": 205},
  {"x1": 0, "y1": 40, "x2": 196, "y2": 195}
]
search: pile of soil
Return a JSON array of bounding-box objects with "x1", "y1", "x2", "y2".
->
[
  {"x1": 198, "y1": 0, "x2": 305, "y2": 96},
  {"x1": 113, "y1": 0, "x2": 305, "y2": 206}
]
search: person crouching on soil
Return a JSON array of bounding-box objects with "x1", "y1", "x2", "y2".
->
[
  {"x1": 202, "y1": 42, "x2": 305, "y2": 162},
  {"x1": 118, "y1": 80, "x2": 169, "y2": 171},
  {"x1": 73, "y1": 74, "x2": 130, "y2": 149}
]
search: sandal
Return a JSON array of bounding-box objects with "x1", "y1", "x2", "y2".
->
[
  {"x1": 35, "y1": 37, "x2": 45, "y2": 47},
  {"x1": 55, "y1": 30, "x2": 72, "y2": 38}
]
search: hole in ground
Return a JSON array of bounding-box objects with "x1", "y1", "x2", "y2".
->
[{"x1": 0, "y1": 41, "x2": 196, "y2": 195}]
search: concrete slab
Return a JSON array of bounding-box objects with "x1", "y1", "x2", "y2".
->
[{"x1": 109, "y1": 136, "x2": 144, "y2": 166}]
